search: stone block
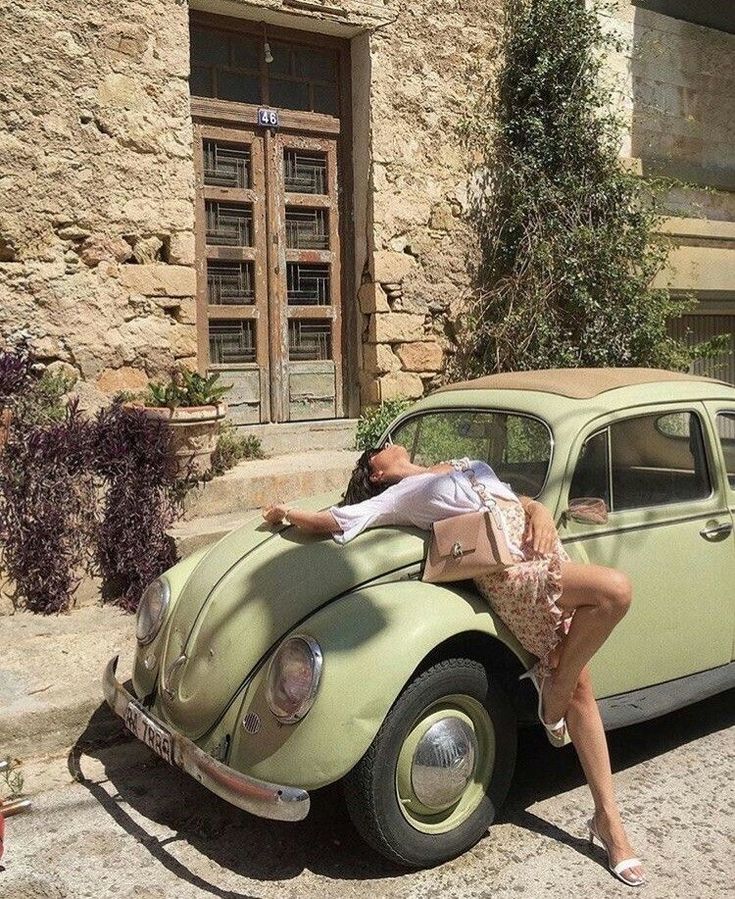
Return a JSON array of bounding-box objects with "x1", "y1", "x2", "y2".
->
[
  {"x1": 169, "y1": 231, "x2": 196, "y2": 266},
  {"x1": 396, "y1": 341, "x2": 444, "y2": 372},
  {"x1": 117, "y1": 264, "x2": 196, "y2": 297},
  {"x1": 368, "y1": 312, "x2": 426, "y2": 344},
  {"x1": 379, "y1": 371, "x2": 425, "y2": 401},
  {"x1": 373, "y1": 250, "x2": 416, "y2": 284},
  {"x1": 94, "y1": 366, "x2": 149, "y2": 394},
  {"x1": 358, "y1": 282, "x2": 390, "y2": 313},
  {"x1": 359, "y1": 370, "x2": 380, "y2": 406},
  {"x1": 79, "y1": 234, "x2": 132, "y2": 267},
  {"x1": 132, "y1": 235, "x2": 164, "y2": 264},
  {"x1": 363, "y1": 342, "x2": 401, "y2": 374}
]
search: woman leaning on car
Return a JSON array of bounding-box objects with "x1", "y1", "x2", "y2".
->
[{"x1": 263, "y1": 444, "x2": 645, "y2": 887}]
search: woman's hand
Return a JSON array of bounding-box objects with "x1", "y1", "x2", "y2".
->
[
  {"x1": 262, "y1": 504, "x2": 289, "y2": 525},
  {"x1": 524, "y1": 500, "x2": 558, "y2": 554}
]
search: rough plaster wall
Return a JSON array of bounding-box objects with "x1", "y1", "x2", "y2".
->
[
  {"x1": 358, "y1": 0, "x2": 500, "y2": 404},
  {"x1": 0, "y1": 0, "x2": 197, "y2": 406}
]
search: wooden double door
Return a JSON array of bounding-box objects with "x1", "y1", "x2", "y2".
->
[{"x1": 194, "y1": 121, "x2": 344, "y2": 423}]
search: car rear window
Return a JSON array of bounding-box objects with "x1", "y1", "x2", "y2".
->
[{"x1": 389, "y1": 410, "x2": 552, "y2": 498}]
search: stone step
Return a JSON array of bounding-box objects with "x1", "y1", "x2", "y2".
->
[
  {"x1": 182, "y1": 449, "x2": 360, "y2": 520},
  {"x1": 168, "y1": 509, "x2": 261, "y2": 557},
  {"x1": 240, "y1": 419, "x2": 358, "y2": 457}
]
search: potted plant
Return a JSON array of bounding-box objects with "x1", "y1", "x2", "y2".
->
[{"x1": 133, "y1": 369, "x2": 230, "y2": 477}]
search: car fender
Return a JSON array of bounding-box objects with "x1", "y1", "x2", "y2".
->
[{"x1": 226, "y1": 579, "x2": 531, "y2": 790}]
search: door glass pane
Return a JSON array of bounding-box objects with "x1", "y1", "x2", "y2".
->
[
  {"x1": 313, "y1": 83, "x2": 338, "y2": 116},
  {"x1": 609, "y1": 412, "x2": 711, "y2": 510},
  {"x1": 206, "y1": 201, "x2": 253, "y2": 247},
  {"x1": 218, "y1": 70, "x2": 260, "y2": 105},
  {"x1": 209, "y1": 320, "x2": 256, "y2": 364},
  {"x1": 270, "y1": 79, "x2": 310, "y2": 111},
  {"x1": 190, "y1": 66, "x2": 213, "y2": 98},
  {"x1": 284, "y1": 149, "x2": 327, "y2": 194},
  {"x1": 203, "y1": 141, "x2": 251, "y2": 188},
  {"x1": 716, "y1": 413, "x2": 735, "y2": 488},
  {"x1": 570, "y1": 430, "x2": 610, "y2": 507},
  {"x1": 288, "y1": 320, "x2": 331, "y2": 360},
  {"x1": 293, "y1": 47, "x2": 336, "y2": 81},
  {"x1": 207, "y1": 262, "x2": 255, "y2": 305},
  {"x1": 287, "y1": 263, "x2": 330, "y2": 305},
  {"x1": 191, "y1": 27, "x2": 229, "y2": 66},
  {"x1": 285, "y1": 207, "x2": 328, "y2": 249}
]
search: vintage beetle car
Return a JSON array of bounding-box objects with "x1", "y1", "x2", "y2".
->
[{"x1": 104, "y1": 368, "x2": 735, "y2": 868}]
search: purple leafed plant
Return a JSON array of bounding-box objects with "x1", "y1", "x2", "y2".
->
[
  {"x1": 92, "y1": 402, "x2": 180, "y2": 612},
  {"x1": 0, "y1": 400, "x2": 97, "y2": 613},
  {"x1": 0, "y1": 342, "x2": 33, "y2": 406}
]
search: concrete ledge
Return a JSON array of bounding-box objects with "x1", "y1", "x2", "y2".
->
[{"x1": 0, "y1": 606, "x2": 135, "y2": 760}]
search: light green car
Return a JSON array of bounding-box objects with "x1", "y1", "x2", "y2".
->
[{"x1": 104, "y1": 368, "x2": 735, "y2": 868}]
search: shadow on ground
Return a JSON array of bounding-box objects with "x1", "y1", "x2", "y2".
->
[{"x1": 67, "y1": 687, "x2": 735, "y2": 897}]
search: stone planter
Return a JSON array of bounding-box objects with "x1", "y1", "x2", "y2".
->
[
  {"x1": 136, "y1": 403, "x2": 227, "y2": 477},
  {"x1": 0, "y1": 407, "x2": 12, "y2": 450}
]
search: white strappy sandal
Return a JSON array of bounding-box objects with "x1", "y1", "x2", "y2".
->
[
  {"x1": 587, "y1": 816, "x2": 646, "y2": 887},
  {"x1": 519, "y1": 668, "x2": 567, "y2": 748}
]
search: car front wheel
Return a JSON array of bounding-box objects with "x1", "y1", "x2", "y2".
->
[{"x1": 342, "y1": 657, "x2": 517, "y2": 868}]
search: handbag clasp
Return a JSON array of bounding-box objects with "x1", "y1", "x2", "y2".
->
[{"x1": 451, "y1": 541, "x2": 464, "y2": 559}]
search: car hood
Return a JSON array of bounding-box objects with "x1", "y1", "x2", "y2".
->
[{"x1": 156, "y1": 492, "x2": 428, "y2": 738}]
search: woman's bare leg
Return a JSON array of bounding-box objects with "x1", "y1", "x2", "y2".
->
[
  {"x1": 542, "y1": 560, "x2": 632, "y2": 724},
  {"x1": 567, "y1": 667, "x2": 645, "y2": 882}
]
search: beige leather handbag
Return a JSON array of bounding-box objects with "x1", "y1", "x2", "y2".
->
[{"x1": 421, "y1": 505, "x2": 516, "y2": 583}]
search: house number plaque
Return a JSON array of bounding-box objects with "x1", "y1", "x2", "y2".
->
[{"x1": 258, "y1": 108, "x2": 279, "y2": 128}]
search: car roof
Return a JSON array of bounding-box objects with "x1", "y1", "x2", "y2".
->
[{"x1": 433, "y1": 368, "x2": 730, "y2": 400}]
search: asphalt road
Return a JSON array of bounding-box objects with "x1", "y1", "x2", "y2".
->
[{"x1": 1, "y1": 690, "x2": 733, "y2": 899}]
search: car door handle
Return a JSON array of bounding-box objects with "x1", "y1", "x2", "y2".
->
[{"x1": 699, "y1": 522, "x2": 733, "y2": 540}]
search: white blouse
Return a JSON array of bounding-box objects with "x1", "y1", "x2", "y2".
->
[{"x1": 328, "y1": 458, "x2": 519, "y2": 545}]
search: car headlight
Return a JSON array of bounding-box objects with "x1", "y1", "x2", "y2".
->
[
  {"x1": 136, "y1": 577, "x2": 171, "y2": 645},
  {"x1": 266, "y1": 635, "x2": 323, "y2": 724}
]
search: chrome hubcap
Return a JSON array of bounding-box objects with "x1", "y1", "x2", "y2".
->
[{"x1": 411, "y1": 716, "x2": 477, "y2": 810}]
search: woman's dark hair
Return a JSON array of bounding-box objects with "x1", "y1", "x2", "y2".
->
[{"x1": 339, "y1": 448, "x2": 388, "y2": 506}]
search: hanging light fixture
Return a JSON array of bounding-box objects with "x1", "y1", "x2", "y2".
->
[{"x1": 262, "y1": 21, "x2": 274, "y2": 64}]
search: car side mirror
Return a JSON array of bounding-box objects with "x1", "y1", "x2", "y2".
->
[{"x1": 565, "y1": 497, "x2": 609, "y2": 525}]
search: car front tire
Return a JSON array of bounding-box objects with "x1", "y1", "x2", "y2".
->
[{"x1": 342, "y1": 657, "x2": 517, "y2": 868}]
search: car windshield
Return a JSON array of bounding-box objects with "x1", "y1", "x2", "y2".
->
[{"x1": 388, "y1": 410, "x2": 552, "y2": 497}]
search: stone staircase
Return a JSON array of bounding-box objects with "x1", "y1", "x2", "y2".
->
[{"x1": 169, "y1": 420, "x2": 360, "y2": 556}]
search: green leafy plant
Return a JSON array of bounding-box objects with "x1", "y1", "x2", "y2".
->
[
  {"x1": 355, "y1": 398, "x2": 412, "y2": 450},
  {"x1": 210, "y1": 423, "x2": 266, "y2": 476},
  {"x1": 145, "y1": 369, "x2": 231, "y2": 409},
  {"x1": 1, "y1": 757, "x2": 25, "y2": 800},
  {"x1": 14, "y1": 370, "x2": 77, "y2": 427},
  {"x1": 449, "y1": 0, "x2": 728, "y2": 378}
]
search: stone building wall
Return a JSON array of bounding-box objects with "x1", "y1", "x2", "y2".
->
[
  {"x1": 0, "y1": 0, "x2": 197, "y2": 406},
  {"x1": 353, "y1": 0, "x2": 498, "y2": 405}
]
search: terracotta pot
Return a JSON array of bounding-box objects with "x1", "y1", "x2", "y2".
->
[
  {"x1": 0, "y1": 407, "x2": 12, "y2": 450},
  {"x1": 135, "y1": 403, "x2": 227, "y2": 477}
]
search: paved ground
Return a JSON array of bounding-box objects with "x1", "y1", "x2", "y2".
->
[{"x1": 1, "y1": 689, "x2": 733, "y2": 899}]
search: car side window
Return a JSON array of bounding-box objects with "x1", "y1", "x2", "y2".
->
[
  {"x1": 569, "y1": 429, "x2": 610, "y2": 507},
  {"x1": 609, "y1": 411, "x2": 710, "y2": 510},
  {"x1": 570, "y1": 411, "x2": 711, "y2": 513},
  {"x1": 715, "y1": 413, "x2": 735, "y2": 489}
]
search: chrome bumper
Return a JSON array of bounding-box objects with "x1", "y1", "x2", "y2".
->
[{"x1": 102, "y1": 655, "x2": 310, "y2": 822}]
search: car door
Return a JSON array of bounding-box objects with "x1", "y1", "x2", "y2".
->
[
  {"x1": 558, "y1": 403, "x2": 735, "y2": 698},
  {"x1": 704, "y1": 402, "x2": 735, "y2": 661}
]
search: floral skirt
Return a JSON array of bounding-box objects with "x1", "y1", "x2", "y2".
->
[{"x1": 473, "y1": 503, "x2": 571, "y2": 677}]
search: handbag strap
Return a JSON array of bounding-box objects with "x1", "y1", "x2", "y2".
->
[{"x1": 450, "y1": 459, "x2": 524, "y2": 559}]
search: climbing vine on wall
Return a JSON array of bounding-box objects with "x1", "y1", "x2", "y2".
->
[{"x1": 449, "y1": 0, "x2": 723, "y2": 377}]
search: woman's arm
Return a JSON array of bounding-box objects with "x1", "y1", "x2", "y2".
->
[
  {"x1": 262, "y1": 504, "x2": 341, "y2": 535},
  {"x1": 517, "y1": 495, "x2": 558, "y2": 554}
]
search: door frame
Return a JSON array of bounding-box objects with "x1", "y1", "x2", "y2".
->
[{"x1": 189, "y1": 10, "x2": 356, "y2": 421}]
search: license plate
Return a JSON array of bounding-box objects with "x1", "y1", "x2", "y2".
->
[{"x1": 124, "y1": 701, "x2": 173, "y2": 765}]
